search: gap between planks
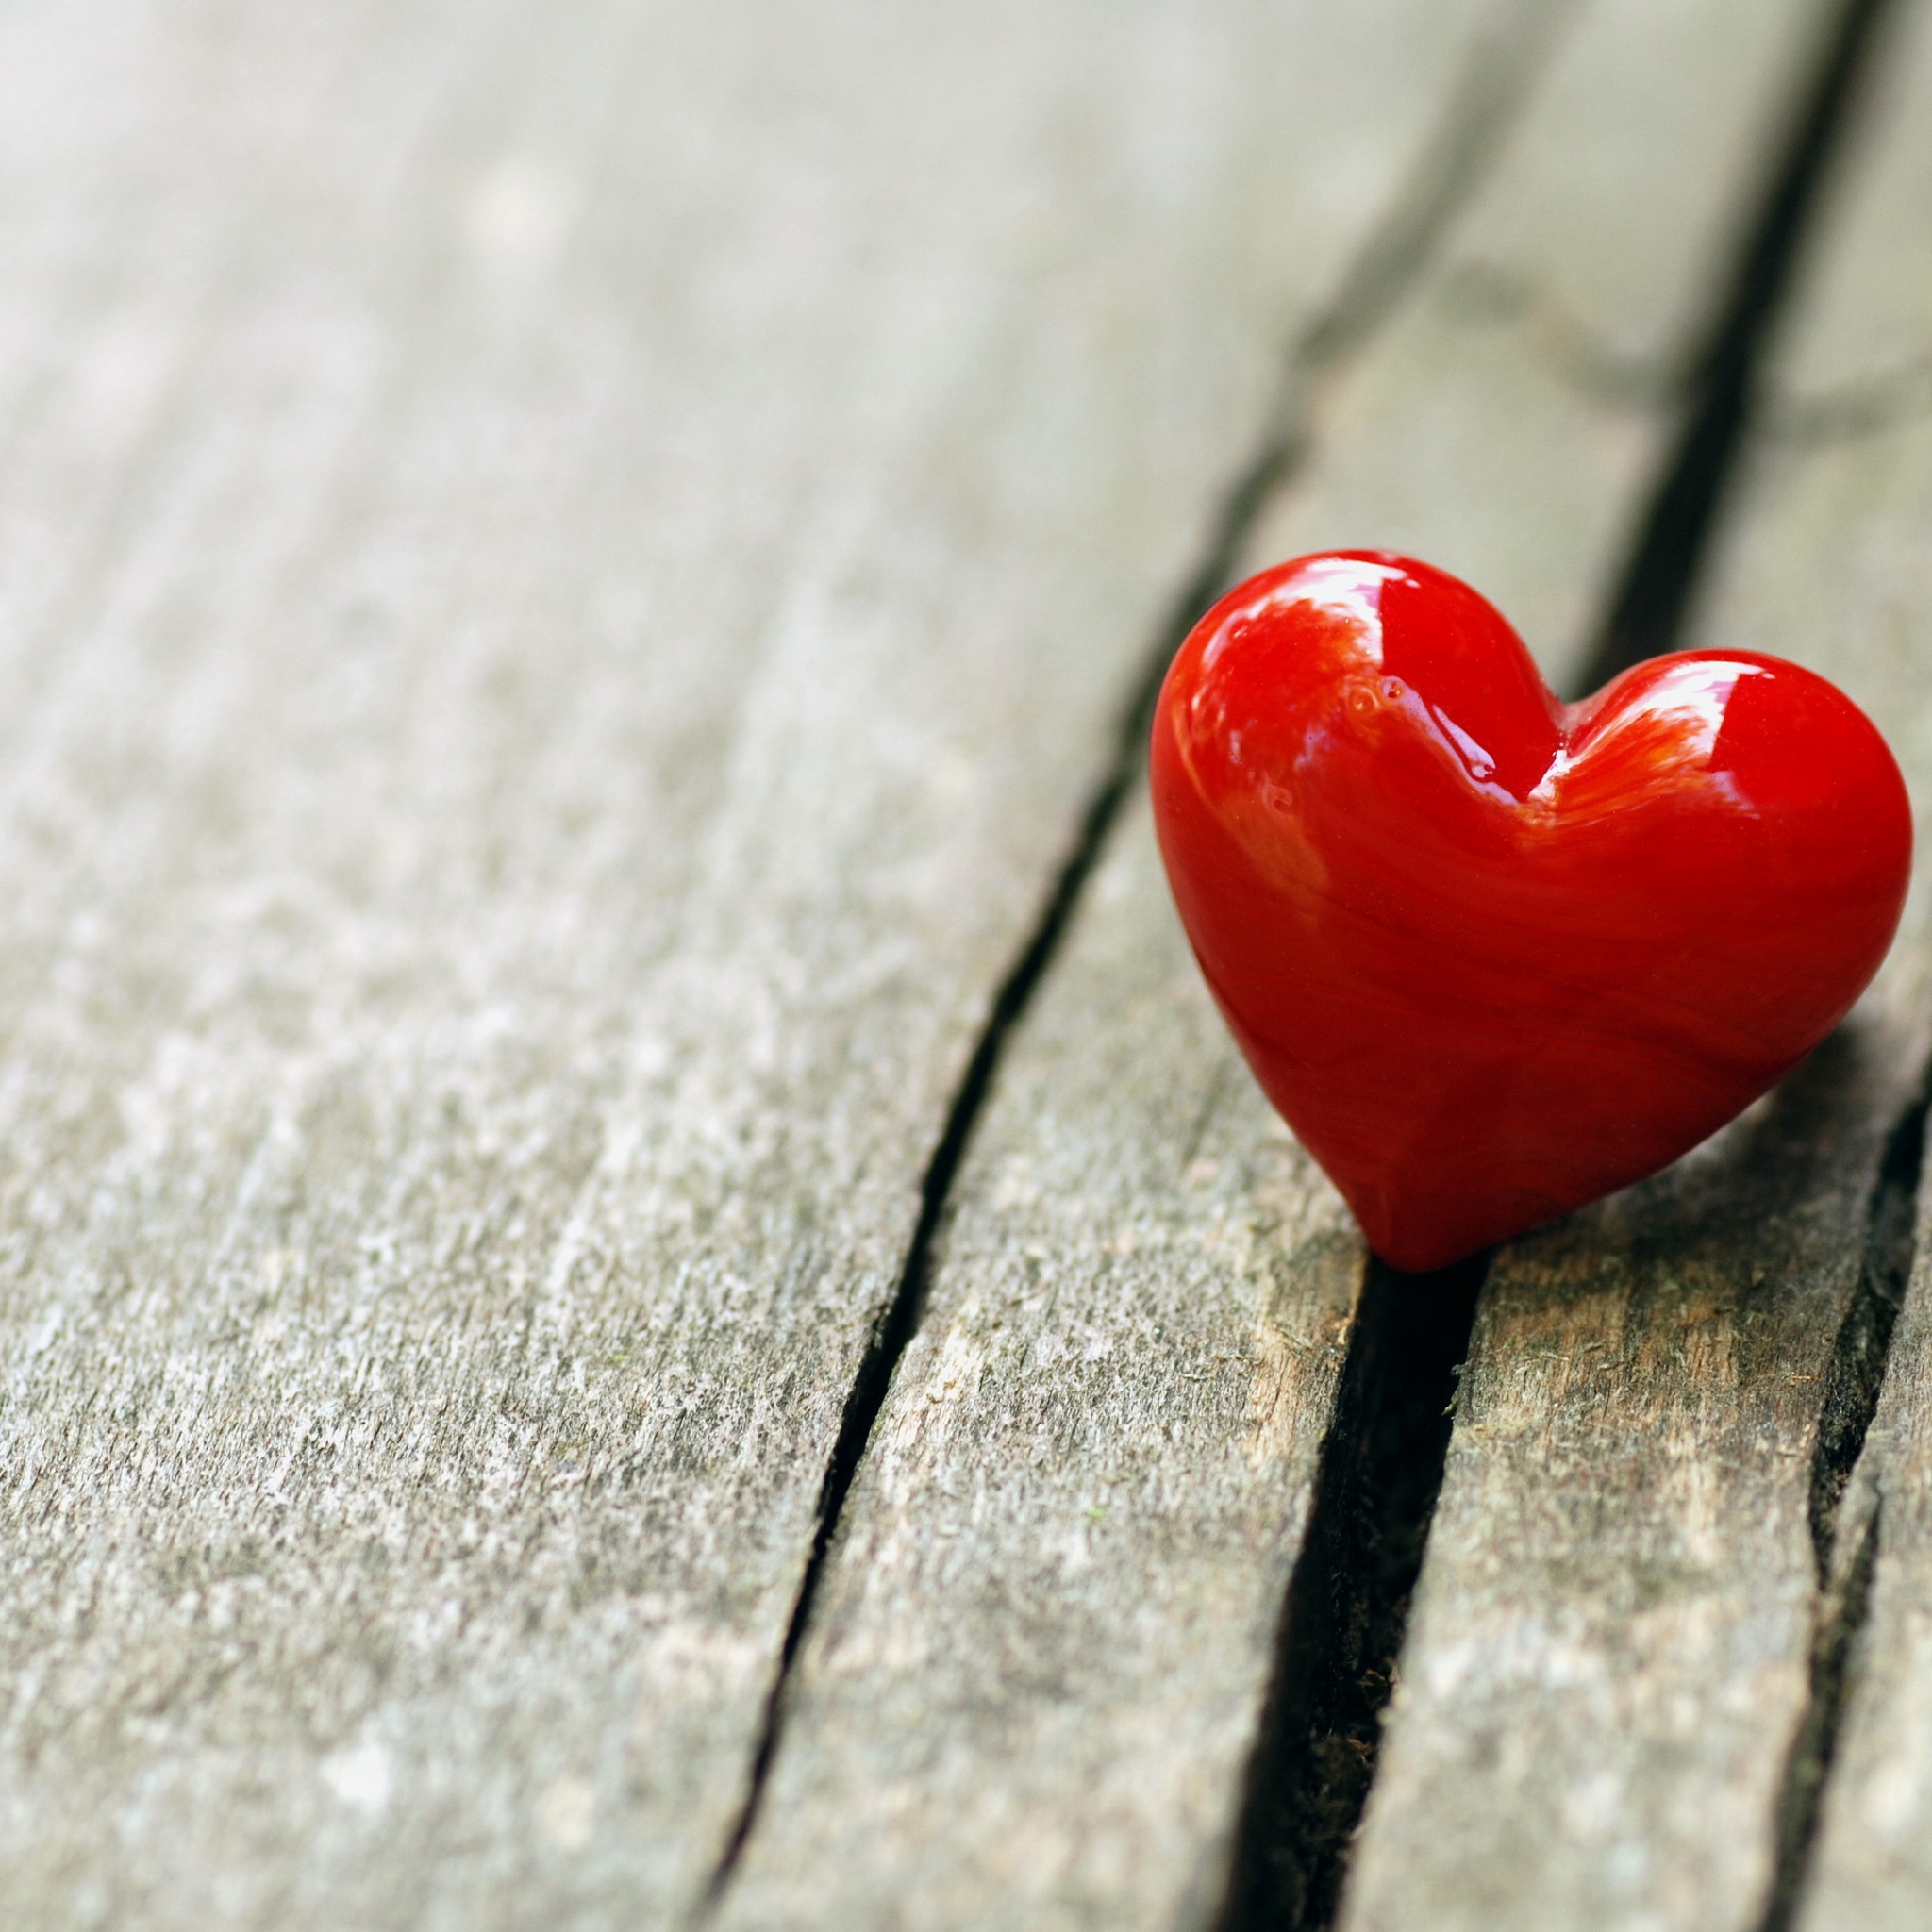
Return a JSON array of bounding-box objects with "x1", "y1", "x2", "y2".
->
[
  {"x1": 1252, "y1": 0, "x2": 1916, "y2": 1924},
  {"x1": 1758, "y1": 1090, "x2": 1929, "y2": 1932},
  {"x1": 1218, "y1": 4, "x2": 1909, "y2": 1919},
  {"x1": 734, "y1": 0, "x2": 1927, "y2": 1922},
  {"x1": 693, "y1": 0, "x2": 1582, "y2": 1908},
  {"x1": 1324, "y1": 0, "x2": 1932, "y2": 1926},
  {"x1": 700, "y1": 0, "x2": 1929, "y2": 1922}
]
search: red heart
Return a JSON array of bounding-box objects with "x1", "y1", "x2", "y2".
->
[{"x1": 1150, "y1": 552, "x2": 1912, "y2": 1273}]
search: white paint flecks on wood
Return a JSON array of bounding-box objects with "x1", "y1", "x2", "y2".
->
[
  {"x1": 1337, "y1": 8, "x2": 1932, "y2": 1931},
  {"x1": 0, "y1": 0, "x2": 1524, "y2": 1923},
  {"x1": 716, "y1": 5, "x2": 1854, "y2": 1928}
]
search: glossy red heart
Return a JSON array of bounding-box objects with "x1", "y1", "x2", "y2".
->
[{"x1": 1150, "y1": 552, "x2": 1912, "y2": 1273}]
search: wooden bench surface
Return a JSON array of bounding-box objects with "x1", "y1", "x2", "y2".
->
[{"x1": 0, "y1": 1, "x2": 1927, "y2": 1927}]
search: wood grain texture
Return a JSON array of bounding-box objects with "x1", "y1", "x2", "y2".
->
[
  {"x1": 1700, "y1": 9, "x2": 1932, "y2": 1928},
  {"x1": 723, "y1": 789, "x2": 1367, "y2": 1932},
  {"x1": 1338, "y1": 7, "x2": 1932, "y2": 1930},
  {"x1": 1245, "y1": 0, "x2": 1829, "y2": 693},
  {"x1": 716, "y1": 4, "x2": 1839, "y2": 1927},
  {"x1": 0, "y1": 1, "x2": 1505, "y2": 1924},
  {"x1": 1338, "y1": 1053, "x2": 1923, "y2": 1932},
  {"x1": 1801, "y1": 1235, "x2": 1932, "y2": 1932}
]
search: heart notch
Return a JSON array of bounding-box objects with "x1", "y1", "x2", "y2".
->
[{"x1": 1150, "y1": 551, "x2": 1912, "y2": 1272}]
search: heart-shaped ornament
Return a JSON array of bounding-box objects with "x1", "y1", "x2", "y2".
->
[{"x1": 1151, "y1": 552, "x2": 1912, "y2": 1272}]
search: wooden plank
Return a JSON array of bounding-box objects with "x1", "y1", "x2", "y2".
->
[
  {"x1": 728, "y1": 784, "x2": 1370, "y2": 1932},
  {"x1": 1337, "y1": 8, "x2": 1932, "y2": 1930},
  {"x1": 0, "y1": 0, "x2": 1519, "y2": 1923},
  {"x1": 714, "y1": 4, "x2": 1835, "y2": 1927},
  {"x1": 1801, "y1": 1249, "x2": 1932, "y2": 1927},
  {"x1": 1339, "y1": 1075, "x2": 1922, "y2": 1932},
  {"x1": 0, "y1": 0, "x2": 1560, "y2": 1916},
  {"x1": 1795, "y1": 1236, "x2": 1932, "y2": 1932},
  {"x1": 1685, "y1": 8, "x2": 1932, "y2": 1928},
  {"x1": 1243, "y1": 0, "x2": 1835, "y2": 690}
]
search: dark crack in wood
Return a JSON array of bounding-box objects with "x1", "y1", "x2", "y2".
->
[
  {"x1": 1756, "y1": 1089, "x2": 1928, "y2": 1932},
  {"x1": 1807, "y1": 1094, "x2": 1927, "y2": 1581},
  {"x1": 1759, "y1": 1496, "x2": 1885, "y2": 1932},
  {"x1": 1213, "y1": 1257, "x2": 1488, "y2": 1932},
  {"x1": 1212, "y1": 5, "x2": 1918, "y2": 1925},
  {"x1": 1583, "y1": 0, "x2": 1902, "y2": 691}
]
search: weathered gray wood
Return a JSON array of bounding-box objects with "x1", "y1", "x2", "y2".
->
[
  {"x1": 1338, "y1": 8, "x2": 1932, "y2": 1930},
  {"x1": 1794, "y1": 1246, "x2": 1932, "y2": 1932},
  {"x1": 1802, "y1": 1241, "x2": 1932, "y2": 1932},
  {"x1": 715, "y1": 4, "x2": 1836, "y2": 1926},
  {"x1": 0, "y1": 1, "x2": 1511, "y2": 1924},
  {"x1": 1689, "y1": 10, "x2": 1932, "y2": 1928},
  {"x1": 725, "y1": 788, "x2": 1367, "y2": 1932},
  {"x1": 1338, "y1": 1058, "x2": 1923, "y2": 1932},
  {"x1": 1245, "y1": 0, "x2": 1829, "y2": 687}
]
